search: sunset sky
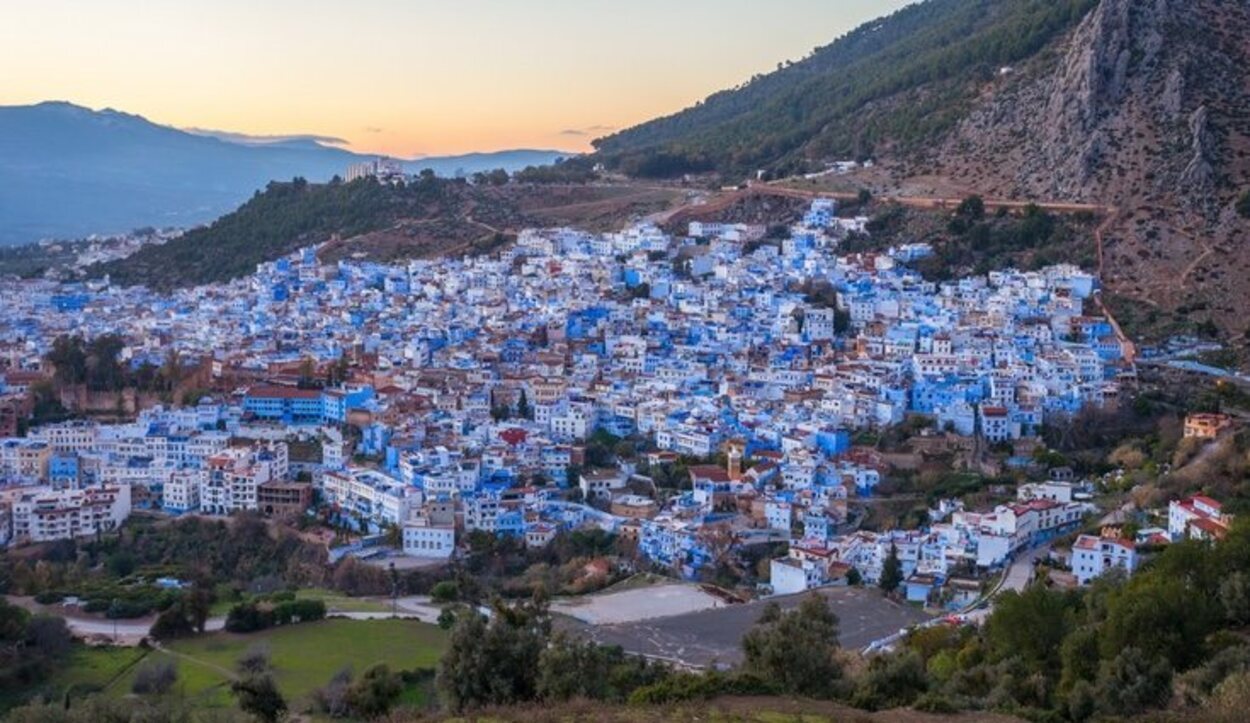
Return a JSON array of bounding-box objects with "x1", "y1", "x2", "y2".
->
[{"x1": 2, "y1": 0, "x2": 913, "y2": 157}]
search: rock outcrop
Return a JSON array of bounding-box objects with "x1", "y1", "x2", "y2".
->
[{"x1": 927, "y1": 0, "x2": 1250, "y2": 332}]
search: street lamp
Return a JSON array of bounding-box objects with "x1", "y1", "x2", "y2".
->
[{"x1": 108, "y1": 598, "x2": 119, "y2": 643}]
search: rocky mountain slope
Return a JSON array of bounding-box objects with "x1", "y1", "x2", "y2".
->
[
  {"x1": 920, "y1": 0, "x2": 1250, "y2": 336},
  {"x1": 599, "y1": 0, "x2": 1249, "y2": 337}
]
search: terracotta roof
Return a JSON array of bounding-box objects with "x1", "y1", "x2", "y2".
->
[{"x1": 246, "y1": 385, "x2": 322, "y2": 400}]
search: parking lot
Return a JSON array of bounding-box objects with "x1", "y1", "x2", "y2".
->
[
  {"x1": 551, "y1": 583, "x2": 724, "y2": 624},
  {"x1": 565, "y1": 586, "x2": 931, "y2": 668}
]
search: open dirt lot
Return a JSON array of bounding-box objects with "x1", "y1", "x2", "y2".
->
[
  {"x1": 564, "y1": 586, "x2": 931, "y2": 668},
  {"x1": 551, "y1": 583, "x2": 724, "y2": 625}
]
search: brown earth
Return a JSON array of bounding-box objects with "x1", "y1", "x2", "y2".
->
[{"x1": 394, "y1": 695, "x2": 1026, "y2": 723}]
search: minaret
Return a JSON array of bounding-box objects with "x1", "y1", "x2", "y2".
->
[{"x1": 726, "y1": 441, "x2": 744, "y2": 481}]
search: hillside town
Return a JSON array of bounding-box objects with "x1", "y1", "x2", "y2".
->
[{"x1": 0, "y1": 197, "x2": 1231, "y2": 609}]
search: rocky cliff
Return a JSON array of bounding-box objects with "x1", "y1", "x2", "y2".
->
[{"x1": 925, "y1": 0, "x2": 1250, "y2": 335}]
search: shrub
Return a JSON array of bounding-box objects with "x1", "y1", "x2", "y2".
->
[
  {"x1": 149, "y1": 605, "x2": 195, "y2": 640},
  {"x1": 238, "y1": 642, "x2": 273, "y2": 677},
  {"x1": 430, "y1": 581, "x2": 459, "y2": 603},
  {"x1": 346, "y1": 664, "x2": 403, "y2": 718},
  {"x1": 913, "y1": 690, "x2": 959, "y2": 713},
  {"x1": 225, "y1": 603, "x2": 272, "y2": 633},
  {"x1": 131, "y1": 659, "x2": 178, "y2": 695},
  {"x1": 271, "y1": 598, "x2": 326, "y2": 626},
  {"x1": 313, "y1": 666, "x2": 354, "y2": 717},
  {"x1": 105, "y1": 599, "x2": 151, "y2": 619}
]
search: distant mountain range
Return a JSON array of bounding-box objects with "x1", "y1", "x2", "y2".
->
[{"x1": 0, "y1": 101, "x2": 571, "y2": 246}]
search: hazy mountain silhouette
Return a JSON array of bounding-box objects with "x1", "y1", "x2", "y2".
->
[{"x1": 0, "y1": 101, "x2": 569, "y2": 245}]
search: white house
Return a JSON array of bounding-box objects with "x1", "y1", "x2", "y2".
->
[
  {"x1": 402, "y1": 519, "x2": 455, "y2": 559},
  {"x1": 1168, "y1": 496, "x2": 1231, "y2": 541},
  {"x1": 1072, "y1": 533, "x2": 1137, "y2": 585}
]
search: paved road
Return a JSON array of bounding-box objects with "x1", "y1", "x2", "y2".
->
[{"x1": 960, "y1": 544, "x2": 1044, "y2": 627}]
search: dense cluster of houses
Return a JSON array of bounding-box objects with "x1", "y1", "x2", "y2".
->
[{"x1": 0, "y1": 199, "x2": 1141, "y2": 575}]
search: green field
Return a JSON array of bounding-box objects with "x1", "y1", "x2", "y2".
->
[
  {"x1": 0, "y1": 645, "x2": 148, "y2": 710},
  {"x1": 120, "y1": 619, "x2": 446, "y2": 709},
  {"x1": 209, "y1": 587, "x2": 391, "y2": 616}
]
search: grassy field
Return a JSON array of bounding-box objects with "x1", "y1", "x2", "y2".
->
[
  {"x1": 0, "y1": 645, "x2": 148, "y2": 711},
  {"x1": 118, "y1": 618, "x2": 446, "y2": 709},
  {"x1": 209, "y1": 586, "x2": 391, "y2": 616}
]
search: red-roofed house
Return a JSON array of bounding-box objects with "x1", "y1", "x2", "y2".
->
[
  {"x1": 1072, "y1": 532, "x2": 1137, "y2": 584},
  {"x1": 1169, "y1": 496, "x2": 1232, "y2": 541}
]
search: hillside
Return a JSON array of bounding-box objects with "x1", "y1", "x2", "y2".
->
[
  {"x1": 89, "y1": 179, "x2": 682, "y2": 290},
  {"x1": 592, "y1": 0, "x2": 1098, "y2": 178},
  {"x1": 0, "y1": 102, "x2": 568, "y2": 246},
  {"x1": 921, "y1": 0, "x2": 1250, "y2": 339},
  {"x1": 394, "y1": 696, "x2": 1026, "y2": 722},
  {"x1": 597, "y1": 0, "x2": 1250, "y2": 338}
]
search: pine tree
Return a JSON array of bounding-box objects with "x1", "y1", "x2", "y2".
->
[{"x1": 880, "y1": 542, "x2": 903, "y2": 595}]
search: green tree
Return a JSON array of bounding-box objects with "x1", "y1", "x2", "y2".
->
[
  {"x1": 436, "y1": 597, "x2": 551, "y2": 712},
  {"x1": 346, "y1": 664, "x2": 403, "y2": 718},
  {"x1": 956, "y1": 195, "x2": 986, "y2": 221},
  {"x1": 741, "y1": 594, "x2": 843, "y2": 697},
  {"x1": 880, "y1": 543, "x2": 903, "y2": 594},
  {"x1": 1058, "y1": 624, "x2": 1100, "y2": 696},
  {"x1": 851, "y1": 650, "x2": 929, "y2": 710},
  {"x1": 431, "y1": 580, "x2": 459, "y2": 603},
  {"x1": 1093, "y1": 646, "x2": 1173, "y2": 717},
  {"x1": 232, "y1": 673, "x2": 287, "y2": 723},
  {"x1": 516, "y1": 389, "x2": 532, "y2": 420},
  {"x1": 1100, "y1": 571, "x2": 1219, "y2": 670},
  {"x1": 1237, "y1": 190, "x2": 1250, "y2": 219},
  {"x1": 985, "y1": 585, "x2": 1078, "y2": 673}
]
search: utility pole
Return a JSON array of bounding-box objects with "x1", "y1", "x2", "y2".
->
[{"x1": 389, "y1": 561, "x2": 398, "y2": 617}]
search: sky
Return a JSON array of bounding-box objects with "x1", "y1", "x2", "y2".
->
[{"x1": 1, "y1": 0, "x2": 913, "y2": 157}]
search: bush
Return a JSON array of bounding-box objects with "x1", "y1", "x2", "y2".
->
[
  {"x1": 149, "y1": 605, "x2": 195, "y2": 640},
  {"x1": 1237, "y1": 190, "x2": 1250, "y2": 220},
  {"x1": 313, "y1": 666, "x2": 355, "y2": 718},
  {"x1": 1093, "y1": 647, "x2": 1173, "y2": 717},
  {"x1": 238, "y1": 642, "x2": 273, "y2": 677},
  {"x1": 851, "y1": 650, "x2": 929, "y2": 711},
  {"x1": 628, "y1": 671, "x2": 723, "y2": 705},
  {"x1": 430, "y1": 581, "x2": 459, "y2": 603},
  {"x1": 226, "y1": 599, "x2": 325, "y2": 633},
  {"x1": 271, "y1": 598, "x2": 326, "y2": 626},
  {"x1": 913, "y1": 690, "x2": 959, "y2": 713},
  {"x1": 105, "y1": 599, "x2": 151, "y2": 619},
  {"x1": 131, "y1": 659, "x2": 178, "y2": 695},
  {"x1": 226, "y1": 602, "x2": 271, "y2": 633},
  {"x1": 346, "y1": 664, "x2": 403, "y2": 718},
  {"x1": 81, "y1": 599, "x2": 109, "y2": 614}
]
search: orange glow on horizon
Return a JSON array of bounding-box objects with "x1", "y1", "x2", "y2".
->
[{"x1": 1, "y1": 0, "x2": 912, "y2": 157}]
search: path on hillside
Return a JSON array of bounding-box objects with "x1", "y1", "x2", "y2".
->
[
  {"x1": 1090, "y1": 209, "x2": 1137, "y2": 364},
  {"x1": 661, "y1": 182, "x2": 1114, "y2": 228},
  {"x1": 150, "y1": 640, "x2": 238, "y2": 681}
]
